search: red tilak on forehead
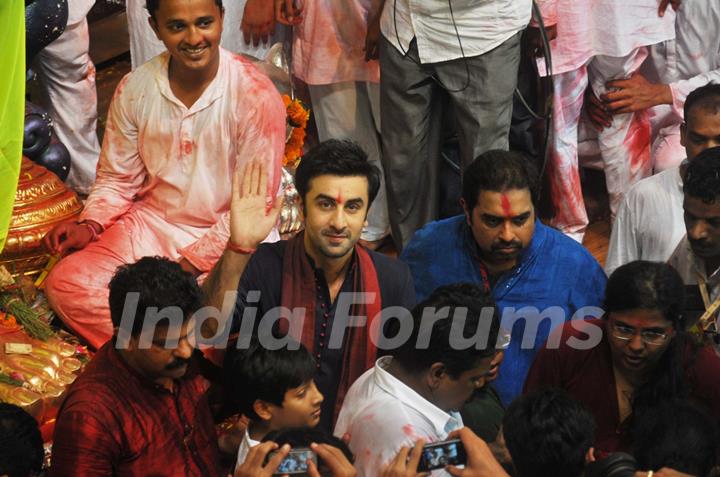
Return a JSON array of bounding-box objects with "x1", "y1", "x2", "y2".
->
[
  {"x1": 335, "y1": 193, "x2": 344, "y2": 204},
  {"x1": 501, "y1": 194, "x2": 512, "y2": 218}
]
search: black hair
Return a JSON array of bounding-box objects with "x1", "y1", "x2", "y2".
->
[
  {"x1": 684, "y1": 146, "x2": 720, "y2": 204},
  {"x1": 461, "y1": 149, "x2": 539, "y2": 212},
  {"x1": 389, "y1": 283, "x2": 500, "y2": 378},
  {"x1": 224, "y1": 340, "x2": 316, "y2": 421},
  {"x1": 294, "y1": 139, "x2": 381, "y2": 209},
  {"x1": 263, "y1": 427, "x2": 354, "y2": 465},
  {"x1": 503, "y1": 389, "x2": 595, "y2": 477},
  {"x1": 604, "y1": 261, "x2": 693, "y2": 419},
  {"x1": 108, "y1": 256, "x2": 203, "y2": 337},
  {"x1": 684, "y1": 84, "x2": 720, "y2": 123},
  {"x1": 0, "y1": 403, "x2": 43, "y2": 477},
  {"x1": 146, "y1": 0, "x2": 223, "y2": 18},
  {"x1": 632, "y1": 399, "x2": 718, "y2": 477}
]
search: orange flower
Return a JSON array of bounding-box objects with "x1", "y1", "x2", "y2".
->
[{"x1": 282, "y1": 95, "x2": 311, "y2": 167}]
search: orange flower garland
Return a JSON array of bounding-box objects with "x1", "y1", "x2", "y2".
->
[{"x1": 282, "y1": 95, "x2": 310, "y2": 168}]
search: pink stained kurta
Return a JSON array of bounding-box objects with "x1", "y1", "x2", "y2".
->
[
  {"x1": 535, "y1": 0, "x2": 675, "y2": 76},
  {"x1": 45, "y1": 48, "x2": 287, "y2": 349},
  {"x1": 535, "y1": 0, "x2": 674, "y2": 240},
  {"x1": 291, "y1": 0, "x2": 379, "y2": 85}
]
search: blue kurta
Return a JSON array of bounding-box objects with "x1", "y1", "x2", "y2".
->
[{"x1": 401, "y1": 215, "x2": 607, "y2": 404}]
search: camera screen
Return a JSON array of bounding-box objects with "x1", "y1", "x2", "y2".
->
[
  {"x1": 419, "y1": 439, "x2": 464, "y2": 471},
  {"x1": 275, "y1": 449, "x2": 314, "y2": 474}
]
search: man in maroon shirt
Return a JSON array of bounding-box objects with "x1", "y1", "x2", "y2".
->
[
  {"x1": 524, "y1": 261, "x2": 720, "y2": 454},
  {"x1": 49, "y1": 256, "x2": 222, "y2": 476}
]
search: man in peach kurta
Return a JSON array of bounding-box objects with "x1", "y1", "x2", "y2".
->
[
  {"x1": 278, "y1": 0, "x2": 389, "y2": 245},
  {"x1": 43, "y1": 0, "x2": 286, "y2": 349}
]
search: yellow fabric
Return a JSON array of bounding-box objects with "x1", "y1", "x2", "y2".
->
[{"x1": 0, "y1": 0, "x2": 25, "y2": 253}]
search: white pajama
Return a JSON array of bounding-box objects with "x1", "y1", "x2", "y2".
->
[{"x1": 35, "y1": 0, "x2": 100, "y2": 194}]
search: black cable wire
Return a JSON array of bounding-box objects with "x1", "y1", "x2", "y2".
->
[{"x1": 392, "y1": 0, "x2": 470, "y2": 93}]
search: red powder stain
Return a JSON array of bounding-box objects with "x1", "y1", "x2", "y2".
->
[
  {"x1": 501, "y1": 194, "x2": 512, "y2": 218},
  {"x1": 182, "y1": 140, "x2": 193, "y2": 155},
  {"x1": 402, "y1": 424, "x2": 416, "y2": 438},
  {"x1": 624, "y1": 111, "x2": 651, "y2": 176}
]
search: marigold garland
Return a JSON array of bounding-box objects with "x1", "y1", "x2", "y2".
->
[{"x1": 282, "y1": 95, "x2": 310, "y2": 168}]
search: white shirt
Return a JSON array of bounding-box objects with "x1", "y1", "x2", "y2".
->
[
  {"x1": 668, "y1": 236, "x2": 720, "y2": 304},
  {"x1": 647, "y1": 0, "x2": 720, "y2": 117},
  {"x1": 605, "y1": 167, "x2": 686, "y2": 276},
  {"x1": 334, "y1": 356, "x2": 463, "y2": 477},
  {"x1": 535, "y1": 0, "x2": 675, "y2": 75},
  {"x1": 234, "y1": 428, "x2": 261, "y2": 474},
  {"x1": 379, "y1": 0, "x2": 532, "y2": 64}
]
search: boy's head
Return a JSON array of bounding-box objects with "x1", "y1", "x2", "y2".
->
[
  {"x1": 147, "y1": 0, "x2": 224, "y2": 77},
  {"x1": 0, "y1": 403, "x2": 43, "y2": 477},
  {"x1": 225, "y1": 341, "x2": 323, "y2": 430},
  {"x1": 502, "y1": 390, "x2": 596, "y2": 477}
]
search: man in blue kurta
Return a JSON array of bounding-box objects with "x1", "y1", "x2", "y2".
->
[{"x1": 401, "y1": 150, "x2": 607, "y2": 404}]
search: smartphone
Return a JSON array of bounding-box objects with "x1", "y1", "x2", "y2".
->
[
  {"x1": 417, "y1": 438, "x2": 467, "y2": 472},
  {"x1": 270, "y1": 447, "x2": 317, "y2": 476}
]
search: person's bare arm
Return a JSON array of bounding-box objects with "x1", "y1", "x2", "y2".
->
[{"x1": 201, "y1": 160, "x2": 282, "y2": 336}]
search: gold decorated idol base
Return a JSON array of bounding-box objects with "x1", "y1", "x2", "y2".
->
[{"x1": 0, "y1": 157, "x2": 82, "y2": 277}]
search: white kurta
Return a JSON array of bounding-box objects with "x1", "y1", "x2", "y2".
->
[
  {"x1": 234, "y1": 429, "x2": 260, "y2": 475},
  {"x1": 45, "y1": 48, "x2": 286, "y2": 349},
  {"x1": 126, "y1": 0, "x2": 286, "y2": 69},
  {"x1": 380, "y1": 0, "x2": 531, "y2": 63},
  {"x1": 334, "y1": 356, "x2": 463, "y2": 477},
  {"x1": 35, "y1": 0, "x2": 101, "y2": 194},
  {"x1": 292, "y1": 0, "x2": 379, "y2": 85},
  {"x1": 535, "y1": 0, "x2": 675, "y2": 76},
  {"x1": 605, "y1": 166, "x2": 686, "y2": 276},
  {"x1": 646, "y1": 0, "x2": 720, "y2": 170}
]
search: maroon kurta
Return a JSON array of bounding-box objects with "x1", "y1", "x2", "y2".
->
[
  {"x1": 50, "y1": 342, "x2": 222, "y2": 476},
  {"x1": 524, "y1": 318, "x2": 720, "y2": 453}
]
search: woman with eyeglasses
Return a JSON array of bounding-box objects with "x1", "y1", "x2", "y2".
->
[{"x1": 523, "y1": 260, "x2": 720, "y2": 455}]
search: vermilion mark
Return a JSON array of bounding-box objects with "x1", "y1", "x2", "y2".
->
[
  {"x1": 335, "y1": 193, "x2": 344, "y2": 205},
  {"x1": 501, "y1": 194, "x2": 512, "y2": 218}
]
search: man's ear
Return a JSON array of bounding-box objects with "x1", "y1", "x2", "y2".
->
[
  {"x1": 427, "y1": 363, "x2": 447, "y2": 389},
  {"x1": 680, "y1": 122, "x2": 687, "y2": 148},
  {"x1": 585, "y1": 447, "x2": 596, "y2": 463},
  {"x1": 459, "y1": 198, "x2": 472, "y2": 226},
  {"x1": 148, "y1": 15, "x2": 161, "y2": 41},
  {"x1": 253, "y1": 400, "x2": 274, "y2": 422},
  {"x1": 296, "y1": 196, "x2": 305, "y2": 221}
]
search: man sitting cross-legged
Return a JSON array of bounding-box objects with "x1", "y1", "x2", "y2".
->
[{"x1": 43, "y1": 0, "x2": 286, "y2": 349}]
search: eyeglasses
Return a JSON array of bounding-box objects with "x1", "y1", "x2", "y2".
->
[{"x1": 610, "y1": 322, "x2": 671, "y2": 346}]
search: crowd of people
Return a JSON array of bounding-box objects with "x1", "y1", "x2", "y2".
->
[{"x1": 7, "y1": 0, "x2": 720, "y2": 475}]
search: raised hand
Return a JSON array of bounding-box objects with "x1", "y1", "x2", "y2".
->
[{"x1": 229, "y1": 160, "x2": 283, "y2": 251}]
